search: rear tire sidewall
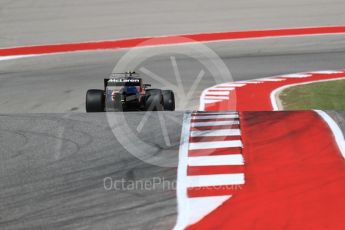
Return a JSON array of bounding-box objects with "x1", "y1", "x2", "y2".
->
[
  {"x1": 162, "y1": 90, "x2": 175, "y2": 111},
  {"x1": 145, "y1": 89, "x2": 164, "y2": 111},
  {"x1": 86, "y1": 89, "x2": 105, "y2": 112}
]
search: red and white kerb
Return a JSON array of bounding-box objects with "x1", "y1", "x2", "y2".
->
[{"x1": 174, "y1": 111, "x2": 245, "y2": 230}]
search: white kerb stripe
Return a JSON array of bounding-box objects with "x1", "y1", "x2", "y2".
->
[
  {"x1": 244, "y1": 81, "x2": 263, "y2": 84},
  {"x1": 217, "y1": 83, "x2": 246, "y2": 87},
  {"x1": 192, "y1": 114, "x2": 238, "y2": 119},
  {"x1": 187, "y1": 173, "x2": 245, "y2": 187},
  {"x1": 190, "y1": 129, "x2": 241, "y2": 137},
  {"x1": 259, "y1": 78, "x2": 285, "y2": 82},
  {"x1": 189, "y1": 140, "x2": 243, "y2": 150},
  {"x1": 188, "y1": 154, "x2": 244, "y2": 166},
  {"x1": 206, "y1": 91, "x2": 230, "y2": 96},
  {"x1": 192, "y1": 112, "x2": 238, "y2": 115},
  {"x1": 204, "y1": 96, "x2": 229, "y2": 100},
  {"x1": 204, "y1": 99, "x2": 222, "y2": 104},
  {"x1": 191, "y1": 120, "x2": 239, "y2": 127},
  {"x1": 207, "y1": 87, "x2": 234, "y2": 91}
]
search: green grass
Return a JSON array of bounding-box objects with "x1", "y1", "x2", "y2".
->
[{"x1": 279, "y1": 79, "x2": 345, "y2": 110}]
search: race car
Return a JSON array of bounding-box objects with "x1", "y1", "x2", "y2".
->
[{"x1": 86, "y1": 72, "x2": 175, "y2": 112}]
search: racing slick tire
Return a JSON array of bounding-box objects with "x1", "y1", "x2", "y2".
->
[
  {"x1": 86, "y1": 89, "x2": 105, "y2": 112},
  {"x1": 162, "y1": 90, "x2": 175, "y2": 111},
  {"x1": 145, "y1": 89, "x2": 164, "y2": 111}
]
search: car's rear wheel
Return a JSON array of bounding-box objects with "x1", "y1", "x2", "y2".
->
[
  {"x1": 145, "y1": 89, "x2": 164, "y2": 111},
  {"x1": 162, "y1": 90, "x2": 175, "y2": 111},
  {"x1": 86, "y1": 89, "x2": 105, "y2": 112}
]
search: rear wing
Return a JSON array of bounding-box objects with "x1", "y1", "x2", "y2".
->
[
  {"x1": 103, "y1": 77, "x2": 142, "y2": 89},
  {"x1": 104, "y1": 72, "x2": 141, "y2": 89}
]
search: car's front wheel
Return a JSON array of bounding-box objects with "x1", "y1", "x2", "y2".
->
[{"x1": 86, "y1": 89, "x2": 105, "y2": 112}]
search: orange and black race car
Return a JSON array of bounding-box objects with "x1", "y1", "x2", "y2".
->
[{"x1": 86, "y1": 72, "x2": 175, "y2": 112}]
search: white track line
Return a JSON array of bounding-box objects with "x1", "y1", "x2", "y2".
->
[
  {"x1": 190, "y1": 129, "x2": 241, "y2": 137},
  {"x1": 187, "y1": 173, "x2": 245, "y2": 187},
  {"x1": 185, "y1": 196, "x2": 231, "y2": 227},
  {"x1": 0, "y1": 54, "x2": 38, "y2": 61},
  {"x1": 174, "y1": 113, "x2": 192, "y2": 230},
  {"x1": 281, "y1": 73, "x2": 311, "y2": 78},
  {"x1": 309, "y1": 70, "x2": 343, "y2": 74},
  {"x1": 188, "y1": 154, "x2": 244, "y2": 166},
  {"x1": 315, "y1": 110, "x2": 345, "y2": 160},
  {"x1": 192, "y1": 114, "x2": 238, "y2": 119},
  {"x1": 189, "y1": 140, "x2": 242, "y2": 150}
]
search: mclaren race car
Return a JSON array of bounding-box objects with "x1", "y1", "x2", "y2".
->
[{"x1": 86, "y1": 72, "x2": 175, "y2": 112}]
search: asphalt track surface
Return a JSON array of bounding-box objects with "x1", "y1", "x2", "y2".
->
[
  {"x1": 1, "y1": 1, "x2": 345, "y2": 230},
  {"x1": 1, "y1": 0, "x2": 345, "y2": 47},
  {"x1": 0, "y1": 112, "x2": 183, "y2": 230},
  {"x1": 2, "y1": 35, "x2": 345, "y2": 113}
]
